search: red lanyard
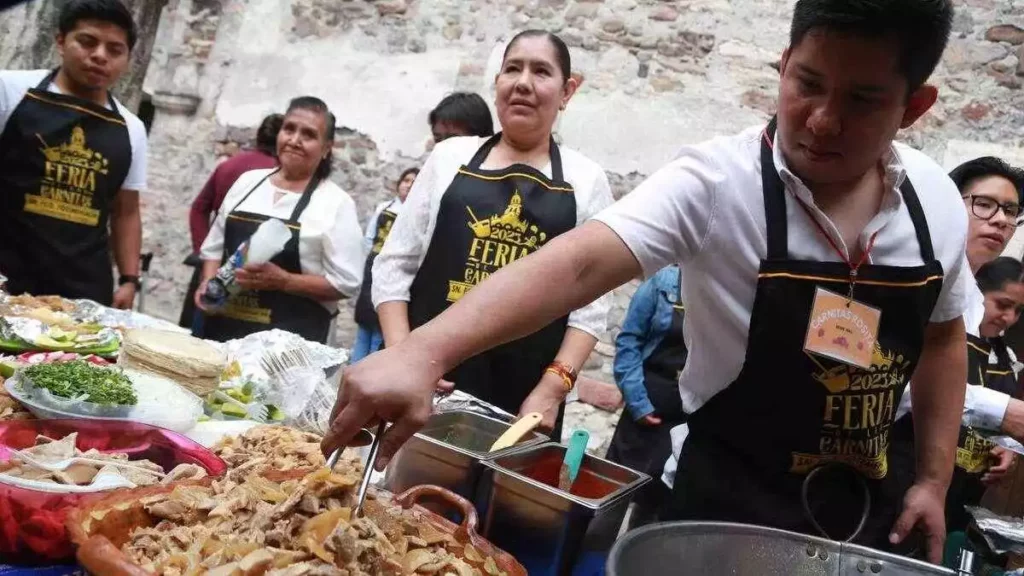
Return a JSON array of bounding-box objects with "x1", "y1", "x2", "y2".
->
[
  {"x1": 794, "y1": 196, "x2": 878, "y2": 301},
  {"x1": 762, "y1": 127, "x2": 881, "y2": 300}
]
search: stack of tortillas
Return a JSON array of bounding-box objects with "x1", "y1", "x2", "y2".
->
[{"x1": 119, "y1": 329, "x2": 227, "y2": 397}]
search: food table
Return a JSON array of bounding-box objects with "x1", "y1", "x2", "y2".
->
[{"x1": 0, "y1": 291, "x2": 649, "y2": 576}]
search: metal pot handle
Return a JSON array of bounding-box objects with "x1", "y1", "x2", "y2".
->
[
  {"x1": 395, "y1": 484, "x2": 480, "y2": 536},
  {"x1": 801, "y1": 462, "x2": 871, "y2": 543}
]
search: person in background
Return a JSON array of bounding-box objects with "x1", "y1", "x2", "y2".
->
[
  {"x1": 181, "y1": 112, "x2": 283, "y2": 332},
  {"x1": 351, "y1": 167, "x2": 419, "y2": 362},
  {"x1": 606, "y1": 264, "x2": 687, "y2": 530},
  {"x1": 369, "y1": 30, "x2": 614, "y2": 437},
  {"x1": 196, "y1": 97, "x2": 363, "y2": 344},
  {"x1": 428, "y1": 92, "x2": 495, "y2": 145},
  {"x1": 976, "y1": 257, "x2": 1024, "y2": 398},
  {"x1": 350, "y1": 92, "x2": 494, "y2": 361},
  {"x1": 887, "y1": 156, "x2": 1024, "y2": 554},
  {"x1": 0, "y1": 0, "x2": 147, "y2": 309}
]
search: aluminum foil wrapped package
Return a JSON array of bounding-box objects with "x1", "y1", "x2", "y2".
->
[
  {"x1": 0, "y1": 316, "x2": 118, "y2": 351},
  {"x1": 71, "y1": 299, "x2": 186, "y2": 333},
  {"x1": 966, "y1": 507, "x2": 1024, "y2": 555},
  {"x1": 431, "y1": 389, "x2": 515, "y2": 422}
]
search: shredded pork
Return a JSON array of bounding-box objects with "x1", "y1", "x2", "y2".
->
[
  {"x1": 212, "y1": 425, "x2": 362, "y2": 475},
  {"x1": 115, "y1": 468, "x2": 507, "y2": 576}
]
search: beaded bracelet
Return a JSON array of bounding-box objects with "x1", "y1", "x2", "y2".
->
[{"x1": 544, "y1": 360, "x2": 579, "y2": 393}]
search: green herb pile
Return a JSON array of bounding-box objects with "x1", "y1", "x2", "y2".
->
[{"x1": 24, "y1": 361, "x2": 137, "y2": 406}]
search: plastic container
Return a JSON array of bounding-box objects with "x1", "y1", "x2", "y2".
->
[
  {"x1": 5, "y1": 370, "x2": 202, "y2": 433},
  {"x1": 0, "y1": 419, "x2": 226, "y2": 563}
]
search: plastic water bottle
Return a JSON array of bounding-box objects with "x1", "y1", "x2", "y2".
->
[{"x1": 201, "y1": 241, "x2": 249, "y2": 310}]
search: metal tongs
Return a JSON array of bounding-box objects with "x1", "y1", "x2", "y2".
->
[{"x1": 325, "y1": 422, "x2": 386, "y2": 517}]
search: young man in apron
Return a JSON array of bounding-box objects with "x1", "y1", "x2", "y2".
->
[
  {"x1": 0, "y1": 0, "x2": 147, "y2": 308},
  {"x1": 325, "y1": 0, "x2": 968, "y2": 563}
]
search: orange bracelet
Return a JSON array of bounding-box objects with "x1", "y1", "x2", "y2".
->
[{"x1": 545, "y1": 360, "x2": 579, "y2": 393}]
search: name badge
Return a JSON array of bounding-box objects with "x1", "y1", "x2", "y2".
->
[{"x1": 804, "y1": 287, "x2": 881, "y2": 370}]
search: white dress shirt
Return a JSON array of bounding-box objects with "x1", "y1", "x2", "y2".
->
[
  {"x1": 371, "y1": 136, "x2": 615, "y2": 339},
  {"x1": 200, "y1": 169, "x2": 364, "y2": 311},
  {"x1": 591, "y1": 125, "x2": 971, "y2": 489}
]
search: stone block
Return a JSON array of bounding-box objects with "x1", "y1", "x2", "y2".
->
[
  {"x1": 376, "y1": 0, "x2": 408, "y2": 16},
  {"x1": 602, "y1": 17, "x2": 626, "y2": 34},
  {"x1": 961, "y1": 101, "x2": 991, "y2": 122},
  {"x1": 986, "y1": 24, "x2": 1024, "y2": 46},
  {"x1": 649, "y1": 5, "x2": 678, "y2": 21}
]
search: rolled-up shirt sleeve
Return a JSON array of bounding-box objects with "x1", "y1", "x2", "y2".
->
[
  {"x1": 963, "y1": 385, "x2": 1011, "y2": 432},
  {"x1": 592, "y1": 148, "x2": 722, "y2": 279},
  {"x1": 322, "y1": 194, "x2": 365, "y2": 298},
  {"x1": 371, "y1": 149, "x2": 441, "y2": 308},
  {"x1": 567, "y1": 168, "x2": 615, "y2": 338}
]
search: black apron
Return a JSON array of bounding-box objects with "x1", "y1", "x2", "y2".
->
[
  {"x1": 202, "y1": 170, "x2": 334, "y2": 344},
  {"x1": 987, "y1": 337, "x2": 1019, "y2": 398},
  {"x1": 889, "y1": 333, "x2": 1016, "y2": 536},
  {"x1": 666, "y1": 118, "x2": 944, "y2": 550},
  {"x1": 354, "y1": 199, "x2": 399, "y2": 328},
  {"x1": 606, "y1": 270, "x2": 688, "y2": 476},
  {"x1": 407, "y1": 134, "x2": 577, "y2": 437},
  {"x1": 0, "y1": 69, "x2": 132, "y2": 306}
]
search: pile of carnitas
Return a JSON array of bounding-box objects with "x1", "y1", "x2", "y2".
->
[{"x1": 105, "y1": 467, "x2": 505, "y2": 576}]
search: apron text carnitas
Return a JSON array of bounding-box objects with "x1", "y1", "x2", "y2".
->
[
  {"x1": 666, "y1": 118, "x2": 943, "y2": 549},
  {"x1": 0, "y1": 70, "x2": 132, "y2": 305},
  {"x1": 407, "y1": 134, "x2": 576, "y2": 436},
  {"x1": 202, "y1": 171, "x2": 334, "y2": 344}
]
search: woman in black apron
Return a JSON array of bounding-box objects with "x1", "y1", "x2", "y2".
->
[
  {"x1": 606, "y1": 265, "x2": 688, "y2": 529},
  {"x1": 371, "y1": 31, "x2": 613, "y2": 436},
  {"x1": 195, "y1": 97, "x2": 364, "y2": 344},
  {"x1": 351, "y1": 168, "x2": 419, "y2": 362}
]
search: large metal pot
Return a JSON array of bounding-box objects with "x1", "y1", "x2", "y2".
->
[{"x1": 606, "y1": 522, "x2": 955, "y2": 575}]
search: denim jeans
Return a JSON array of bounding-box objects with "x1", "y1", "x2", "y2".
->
[{"x1": 350, "y1": 324, "x2": 384, "y2": 363}]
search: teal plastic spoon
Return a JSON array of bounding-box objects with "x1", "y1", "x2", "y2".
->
[{"x1": 558, "y1": 429, "x2": 590, "y2": 491}]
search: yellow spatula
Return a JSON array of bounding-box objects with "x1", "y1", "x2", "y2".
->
[{"x1": 489, "y1": 412, "x2": 543, "y2": 452}]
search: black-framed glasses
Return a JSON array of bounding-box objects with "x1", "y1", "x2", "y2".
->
[{"x1": 963, "y1": 194, "x2": 1024, "y2": 227}]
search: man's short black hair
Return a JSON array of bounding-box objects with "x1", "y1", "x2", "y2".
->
[
  {"x1": 428, "y1": 93, "x2": 494, "y2": 138},
  {"x1": 59, "y1": 0, "x2": 138, "y2": 51},
  {"x1": 950, "y1": 156, "x2": 1024, "y2": 205},
  {"x1": 789, "y1": 0, "x2": 953, "y2": 92}
]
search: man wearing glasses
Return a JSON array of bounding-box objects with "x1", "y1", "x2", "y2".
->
[{"x1": 889, "y1": 155, "x2": 1024, "y2": 549}]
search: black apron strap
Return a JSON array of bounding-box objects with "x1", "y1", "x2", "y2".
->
[
  {"x1": 898, "y1": 178, "x2": 936, "y2": 263},
  {"x1": 229, "y1": 170, "x2": 276, "y2": 216},
  {"x1": 467, "y1": 135, "x2": 502, "y2": 169},
  {"x1": 288, "y1": 173, "x2": 322, "y2": 222},
  {"x1": 466, "y1": 134, "x2": 565, "y2": 182},
  {"x1": 34, "y1": 69, "x2": 58, "y2": 90},
  {"x1": 760, "y1": 117, "x2": 788, "y2": 260},
  {"x1": 38, "y1": 68, "x2": 118, "y2": 110}
]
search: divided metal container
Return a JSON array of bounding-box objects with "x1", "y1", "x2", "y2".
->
[
  {"x1": 383, "y1": 410, "x2": 548, "y2": 505},
  {"x1": 476, "y1": 442, "x2": 651, "y2": 576},
  {"x1": 606, "y1": 522, "x2": 956, "y2": 576}
]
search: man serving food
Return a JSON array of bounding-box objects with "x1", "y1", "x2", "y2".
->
[{"x1": 324, "y1": 0, "x2": 968, "y2": 563}]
